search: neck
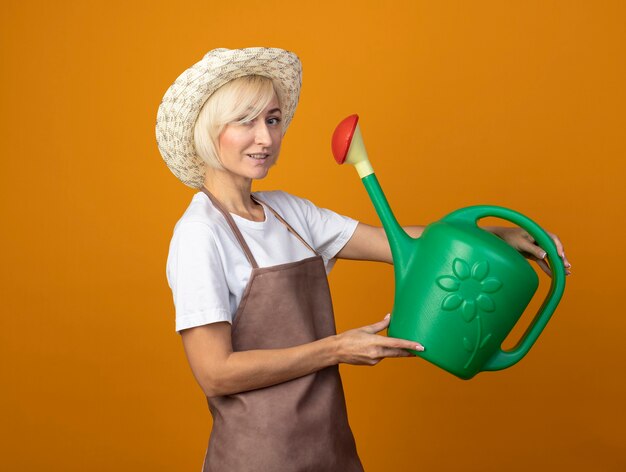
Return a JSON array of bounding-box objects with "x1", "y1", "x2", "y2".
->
[{"x1": 203, "y1": 169, "x2": 261, "y2": 219}]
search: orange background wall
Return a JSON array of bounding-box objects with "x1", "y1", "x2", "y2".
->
[{"x1": 2, "y1": 1, "x2": 625, "y2": 470}]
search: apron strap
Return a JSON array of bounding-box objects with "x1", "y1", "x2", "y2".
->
[
  {"x1": 251, "y1": 194, "x2": 319, "y2": 256},
  {"x1": 201, "y1": 187, "x2": 259, "y2": 269}
]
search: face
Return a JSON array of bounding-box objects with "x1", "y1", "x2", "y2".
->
[{"x1": 217, "y1": 93, "x2": 283, "y2": 183}]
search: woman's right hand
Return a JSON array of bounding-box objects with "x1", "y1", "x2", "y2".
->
[
  {"x1": 333, "y1": 314, "x2": 425, "y2": 366},
  {"x1": 182, "y1": 314, "x2": 425, "y2": 398}
]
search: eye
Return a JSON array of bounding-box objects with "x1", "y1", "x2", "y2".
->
[{"x1": 267, "y1": 116, "x2": 282, "y2": 126}]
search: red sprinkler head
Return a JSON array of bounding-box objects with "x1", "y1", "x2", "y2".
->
[{"x1": 331, "y1": 114, "x2": 359, "y2": 164}]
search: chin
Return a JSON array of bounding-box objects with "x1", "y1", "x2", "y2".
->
[
  {"x1": 249, "y1": 163, "x2": 275, "y2": 180},
  {"x1": 251, "y1": 170, "x2": 270, "y2": 180}
]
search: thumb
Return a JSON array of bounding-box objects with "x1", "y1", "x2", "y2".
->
[{"x1": 362, "y1": 314, "x2": 391, "y2": 334}]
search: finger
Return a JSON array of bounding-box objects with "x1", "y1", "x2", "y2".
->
[
  {"x1": 547, "y1": 232, "x2": 572, "y2": 269},
  {"x1": 380, "y1": 336, "x2": 425, "y2": 352},
  {"x1": 548, "y1": 232, "x2": 565, "y2": 258},
  {"x1": 529, "y1": 254, "x2": 572, "y2": 277},
  {"x1": 379, "y1": 347, "x2": 417, "y2": 358},
  {"x1": 521, "y1": 230, "x2": 535, "y2": 243},
  {"x1": 361, "y1": 314, "x2": 391, "y2": 334},
  {"x1": 559, "y1": 248, "x2": 571, "y2": 269},
  {"x1": 521, "y1": 240, "x2": 548, "y2": 261},
  {"x1": 563, "y1": 253, "x2": 571, "y2": 269},
  {"x1": 535, "y1": 258, "x2": 552, "y2": 277}
]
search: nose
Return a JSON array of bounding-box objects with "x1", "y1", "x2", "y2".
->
[{"x1": 254, "y1": 122, "x2": 272, "y2": 146}]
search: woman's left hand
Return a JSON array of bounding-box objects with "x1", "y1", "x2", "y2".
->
[{"x1": 489, "y1": 226, "x2": 572, "y2": 277}]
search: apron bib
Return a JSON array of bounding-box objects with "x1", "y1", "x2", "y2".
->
[{"x1": 201, "y1": 188, "x2": 363, "y2": 472}]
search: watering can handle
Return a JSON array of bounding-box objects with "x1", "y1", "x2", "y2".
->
[{"x1": 445, "y1": 205, "x2": 566, "y2": 371}]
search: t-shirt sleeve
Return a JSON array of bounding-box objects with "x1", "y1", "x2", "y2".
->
[
  {"x1": 166, "y1": 221, "x2": 232, "y2": 333},
  {"x1": 292, "y1": 194, "x2": 359, "y2": 262}
]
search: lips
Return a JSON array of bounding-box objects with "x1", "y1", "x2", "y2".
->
[{"x1": 247, "y1": 153, "x2": 269, "y2": 160}]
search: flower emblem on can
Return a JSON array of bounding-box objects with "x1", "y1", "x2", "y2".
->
[{"x1": 436, "y1": 258, "x2": 503, "y2": 369}]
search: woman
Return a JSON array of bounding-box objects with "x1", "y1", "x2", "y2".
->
[{"x1": 156, "y1": 47, "x2": 571, "y2": 471}]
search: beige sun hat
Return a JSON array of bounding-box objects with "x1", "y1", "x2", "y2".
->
[{"x1": 155, "y1": 47, "x2": 302, "y2": 188}]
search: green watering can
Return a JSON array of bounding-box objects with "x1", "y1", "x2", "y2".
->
[{"x1": 331, "y1": 114, "x2": 566, "y2": 380}]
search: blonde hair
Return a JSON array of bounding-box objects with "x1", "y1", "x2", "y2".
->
[{"x1": 193, "y1": 75, "x2": 280, "y2": 170}]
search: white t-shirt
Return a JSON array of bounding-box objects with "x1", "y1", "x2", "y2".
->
[{"x1": 166, "y1": 190, "x2": 359, "y2": 333}]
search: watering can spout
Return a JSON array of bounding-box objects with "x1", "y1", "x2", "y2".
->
[{"x1": 332, "y1": 115, "x2": 414, "y2": 270}]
